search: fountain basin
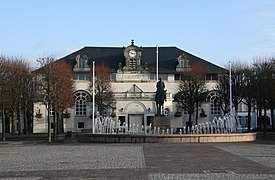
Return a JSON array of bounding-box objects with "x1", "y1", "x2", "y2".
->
[{"x1": 77, "y1": 133, "x2": 257, "y2": 143}]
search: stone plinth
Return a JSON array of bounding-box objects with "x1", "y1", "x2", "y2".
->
[{"x1": 152, "y1": 116, "x2": 170, "y2": 130}]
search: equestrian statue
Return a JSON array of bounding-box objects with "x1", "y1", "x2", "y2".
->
[{"x1": 154, "y1": 78, "x2": 167, "y2": 116}]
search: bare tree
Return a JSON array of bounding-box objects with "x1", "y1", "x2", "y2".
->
[
  {"x1": 231, "y1": 61, "x2": 247, "y2": 115},
  {"x1": 36, "y1": 58, "x2": 75, "y2": 141},
  {"x1": 36, "y1": 57, "x2": 55, "y2": 142},
  {"x1": 90, "y1": 62, "x2": 115, "y2": 116},
  {"x1": 0, "y1": 56, "x2": 34, "y2": 137},
  {"x1": 268, "y1": 58, "x2": 275, "y2": 132},
  {"x1": 242, "y1": 66, "x2": 256, "y2": 132},
  {"x1": 174, "y1": 64, "x2": 206, "y2": 129},
  {"x1": 51, "y1": 61, "x2": 75, "y2": 134},
  {"x1": 253, "y1": 58, "x2": 273, "y2": 137},
  {"x1": 0, "y1": 56, "x2": 7, "y2": 141},
  {"x1": 215, "y1": 74, "x2": 230, "y2": 115}
]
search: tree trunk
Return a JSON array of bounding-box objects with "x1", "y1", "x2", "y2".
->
[
  {"x1": 12, "y1": 111, "x2": 16, "y2": 135},
  {"x1": 258, "y1": 104, "x2": 262, "y2": 130},
  {"x1": 58, "y1": 112, "x2": 64, "y2": 134},
  {"x1": 2, "y1": 109, "x2": 5, "y2": 141},
  {"x1": 263, "y1": 107, "x2": 267, "y2": 138},
  {"x1": 28, "y1": 109, "x2": 33, "y2": 133},
  {"x1": 188, "y1": 112, "x2": 192, "y2": 132},
  {"x1": 23, "y1": 106, "x2": 27, "y2": 134},
  {"x1": 99, "y1": 101, "x2": 103, "y2": 116},
  {"x1": 195, "y1": 103, "x2": 199, "y2": 125},
  {"x1": 247, "y1": 105, "x2": 251, "y2": 132},
  {"x1": 17, "y1": 109, "x2": 21, "y2": 135},
  {"x1": 271, "y1": 107, "x2": 275, "y2": 132},
  {"x1": 56, "y1": 112, "x2": 59, "y2": 134},
  {"x1": 57, "y1": 112, "x2": 63, "y2": 134},
  {"x1": 53, "y1": 111, "x2": 56, "y2": 141},
  {"x1": 47, "y1": 108, "x2": 51, "y2": 143}
]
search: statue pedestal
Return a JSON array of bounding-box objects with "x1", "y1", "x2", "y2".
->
[{"x1": 152, "y1": 116, "x2": 170, "y2": 130}]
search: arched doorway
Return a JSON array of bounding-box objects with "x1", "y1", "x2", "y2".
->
[{"x1": 125, "y1": 102, "x2": 147, "y2": 127}]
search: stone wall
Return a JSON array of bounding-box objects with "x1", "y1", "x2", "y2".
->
[{"x1": 78, "y1": 133, "x2": 257, "y2": 143}]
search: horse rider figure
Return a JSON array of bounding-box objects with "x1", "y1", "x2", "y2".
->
[{"x1": 155, "y1": 78, "x2": 167, "y2": 116}]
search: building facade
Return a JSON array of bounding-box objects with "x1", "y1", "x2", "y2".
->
[{"x1": 33, "y1": 40, "x2": 231, "y2": 133}]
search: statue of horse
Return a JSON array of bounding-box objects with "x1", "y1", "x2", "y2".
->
[{"x1": 155, "y1": 89, "x2": 167, "y2": 116}]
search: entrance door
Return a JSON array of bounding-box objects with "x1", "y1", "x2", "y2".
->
[{"x1": 128, "y1": 114, "x2": 143, "y2": 127}]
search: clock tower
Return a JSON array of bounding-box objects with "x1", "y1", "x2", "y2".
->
[
  {"x1": 123, "y1": 40, "x2": 142, "y2": 72},
  {"x1": 116, "y1": 40, "x2": 149, "y2": 82}
]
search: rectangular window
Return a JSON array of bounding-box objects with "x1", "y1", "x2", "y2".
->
[
  {"x1": 75, "y1": 104, "x2": 86, "y2": 116},
  {"x1": 206, "y1": 74, "x2": 218, "y2": 80},
  {"x1": 78, "y1": 122, "x2": 85, "y2": 129},
  {"x1": 119, "y1": 116, "x2": 126, "y2": 126},
  {"x1": 73, "y1": 74, "x2": 78, "y2": 80},
  {"x1": 80, "y1": 60, "x2": 85, "y2": 68},
  {"x1": 206, "y1": 74, "x2": 212, "y2": 80},
  {"x1": 212, "y1": 74, "x2": 218, "y2": 80},
  {"x1": 50, "y1": 107, "x2": 54, "y2": 117},
  {"x1": 175, "y1": 74, "x2": 180, "y2": 80},
  {"x1": 210, "y1": 100, "x2": 220, "y2": 115},
  {"x1": 147, "y1": 116, "x2": 154, "y2": 126},
  {"x1": 78, "y1": 74, "x2": 85, "y2": 80},
  {"x1": 73, "y1": 73, "x2": 90, "y2": 80},
  {"x1": 85, "y1": 74, "x2": 90, "y2": 81},
  {"x1": 150, "y1": 74, "x2": 156, "y2": 80},
  {"x1": 111, "y1": 74, "x2": 116, "y2": 81}
]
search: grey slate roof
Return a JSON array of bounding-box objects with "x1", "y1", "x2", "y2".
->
[{"x1": 60, "y1": 46, "x2": 228, "y2": 74}]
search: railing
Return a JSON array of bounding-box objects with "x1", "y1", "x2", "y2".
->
[
  {"x1": 115, "y1": 92, "x2": 171, "y2": 100},
  {"x1": 115, "y1": 92, "x2": 154, "y2": 100}
]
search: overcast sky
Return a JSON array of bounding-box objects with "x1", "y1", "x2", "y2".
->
[{"x1": 1, "y1": 0, "x2": 275, "y2": 68}]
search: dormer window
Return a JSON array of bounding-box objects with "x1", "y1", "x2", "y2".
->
[
  {"x1": 179, "y1": 58, "x2": 189, "y2": 68},
  {"x1": 73, "y1": 54, "x2": 90, "y2": 80},
  {"x1": 75, "y1": 54, "x2": 89, "y2": 69},
  {"x1": 176, "y1": 53, "x2": 191, "y2": 72}
]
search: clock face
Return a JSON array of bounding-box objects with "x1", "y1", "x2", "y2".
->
[{"x1": 129, "y1": 50, "x2": 136, "y2": 57}]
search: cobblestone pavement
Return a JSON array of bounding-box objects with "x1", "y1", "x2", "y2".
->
[{"x1": 0, "y1": 141, "x2": 275, "y2": 179}]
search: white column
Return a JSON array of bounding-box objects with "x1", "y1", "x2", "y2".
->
[{"x1": 92, "y1": 61, "x2": 95, "y2": 134}]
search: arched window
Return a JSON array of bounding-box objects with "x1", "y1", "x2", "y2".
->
[
  {"x1": 207, "y1": 91, "x2": 220, "y2": 115},
  {"x1": 74, "y1": 91, "x2": 90, "y2": 116}
]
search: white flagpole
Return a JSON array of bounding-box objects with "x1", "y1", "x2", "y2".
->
[
  {"x1": 156, "y1": 45, "x2": 159, "y2": 81},
  {"x1": 92, "y1": 61, "x2": 95, "y2": 134},
  {"x1": 229, "y1": 61, "x2": 232, "y2": 117}
]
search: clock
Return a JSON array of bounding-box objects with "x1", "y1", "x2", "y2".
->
[{"x1": 129, "y1": 50, "x2": 136, "y2": 58}]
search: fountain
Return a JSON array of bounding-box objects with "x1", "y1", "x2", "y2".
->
[
  {"x1": 93, "y1": 114, "x2": 237, "y2": 135},
  {"x1": 78, "y1": 114, "x2": 256, "y2": 143}
]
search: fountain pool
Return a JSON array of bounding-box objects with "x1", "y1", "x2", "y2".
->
[{"x1": 77, "y1": 115, "x2": 256, "y2": 143}]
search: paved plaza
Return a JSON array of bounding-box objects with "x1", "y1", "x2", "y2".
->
[{"x1": 0, "y1": 140, "x2": 275, "y2": 179}]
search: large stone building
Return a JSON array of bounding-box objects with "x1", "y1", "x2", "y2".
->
[{"x1": 33, "y1": 40, "x2": 229, "y2": 133}]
